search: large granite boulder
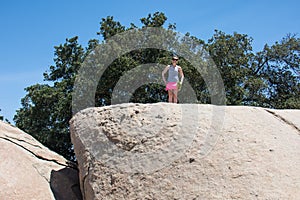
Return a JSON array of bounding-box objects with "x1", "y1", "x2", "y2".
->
[
  {"x1": 70, "y1": 103, "x2": 300, "y2": 199},
  {"x1": 0, "y1": 121, "x2": 82, "y2": 200}
]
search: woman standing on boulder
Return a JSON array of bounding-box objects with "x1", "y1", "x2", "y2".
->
[{"x1": 162, "y1": 56, "x2": 184, "y2": 103}]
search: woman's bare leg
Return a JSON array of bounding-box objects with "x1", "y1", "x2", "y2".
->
[
  {"x1": 173, "y1": 89, "x2": 178, "y2": 103},
  {"x1": 168, "y1": 90, "x2": 173, "y2": 103}
]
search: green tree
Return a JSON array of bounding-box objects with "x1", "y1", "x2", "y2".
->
[
  {"x1": 0, "y1": 109, "x2": 3, "y2": 121},
  {"x1": 94, "y1": 12, "x2": 177, "y2": 106},
  {"x1": 14, "y1": 37, "x2": 92, "y2": 160},
  {"x1": 252, "y1": 34, "x2": 300, "y2": 108},
  {"x1": 206, "y1": 30, "x2": 254, "y2": 105}
]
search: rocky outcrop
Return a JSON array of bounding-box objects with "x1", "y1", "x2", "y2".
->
[
  {"x1": 70, "y1": 103, "x2": 300, "y2": 199},
  {"x1": 0, "y1": 121, "x2": 82, "y2": 200}
]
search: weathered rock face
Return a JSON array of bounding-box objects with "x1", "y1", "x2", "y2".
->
[
  {"x1": 70, "y1": 103, "x2": 300, "y2": 199},
  {"x1": 0, "y1": 121, "x2": 82, "y2": 200}
]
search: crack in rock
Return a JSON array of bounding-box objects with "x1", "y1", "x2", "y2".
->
[
  {"x1": 0, "y1": 136, "x2": 76, "y2": 169},
  {"x1": 265, "y1": 109, "x2": 300, "y2": 133}
]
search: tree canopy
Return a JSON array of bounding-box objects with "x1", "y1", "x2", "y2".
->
[
  {"x1": 14, "y1": 12, "x2": 300, "y2": 160},
  {"x1": 0, "y1": 109, "x2": 3, "y2": 121}
]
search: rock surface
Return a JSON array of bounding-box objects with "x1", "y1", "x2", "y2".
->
[
  {"x1": 70, "y1": 103, "x2": 300, "y2": 200},
  {"x1": 0, "y1": 121, "x2": 82, "y2": 200}
]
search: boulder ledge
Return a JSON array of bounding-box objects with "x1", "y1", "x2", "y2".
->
[
  {"x1": 0, "y1": 121, "x2": 82, "y2": 200},
  {"x1": 70, "y1": 103, "x2": 300, "y2": 199}
]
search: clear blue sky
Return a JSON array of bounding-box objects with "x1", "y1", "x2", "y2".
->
[{"x1": 1, "y1": 0, "x2": 299, "y2": 123}]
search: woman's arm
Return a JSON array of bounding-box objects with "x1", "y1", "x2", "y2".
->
[
  {"x1": 162, "y1": 65, "x2": 170, "y2": 85},
  {"x1": 179, "y1": 66, "x2": 184, "y2": 84}
]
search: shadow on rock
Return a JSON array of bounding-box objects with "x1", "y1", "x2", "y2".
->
[{"x1": 50, "y1": 167, "x2": 82, "y2": 200}]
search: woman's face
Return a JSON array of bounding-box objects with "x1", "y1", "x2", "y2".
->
[{"x1": 172, "y1": 59, "x2": 178, "y2": 65}]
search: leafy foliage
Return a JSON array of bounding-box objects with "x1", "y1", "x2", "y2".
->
[
  {"x1": 14, "y1": 12, "x2": 300, "y2": 160},
  {"x1": 0, "y1": 109, "x2": 3, "y2": 121}
]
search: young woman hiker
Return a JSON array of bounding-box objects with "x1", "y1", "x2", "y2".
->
[{"x1": 162, "y1": 56, "x2": 184, "y2": 103}]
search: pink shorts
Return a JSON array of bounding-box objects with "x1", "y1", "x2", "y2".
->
[{"x1": 165, "y1": 82, "x2": 177, "y2": 91}]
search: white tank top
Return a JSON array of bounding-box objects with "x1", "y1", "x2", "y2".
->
[{"x1": 167, "y1": 65, "x2": 179, "y2": 82}]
